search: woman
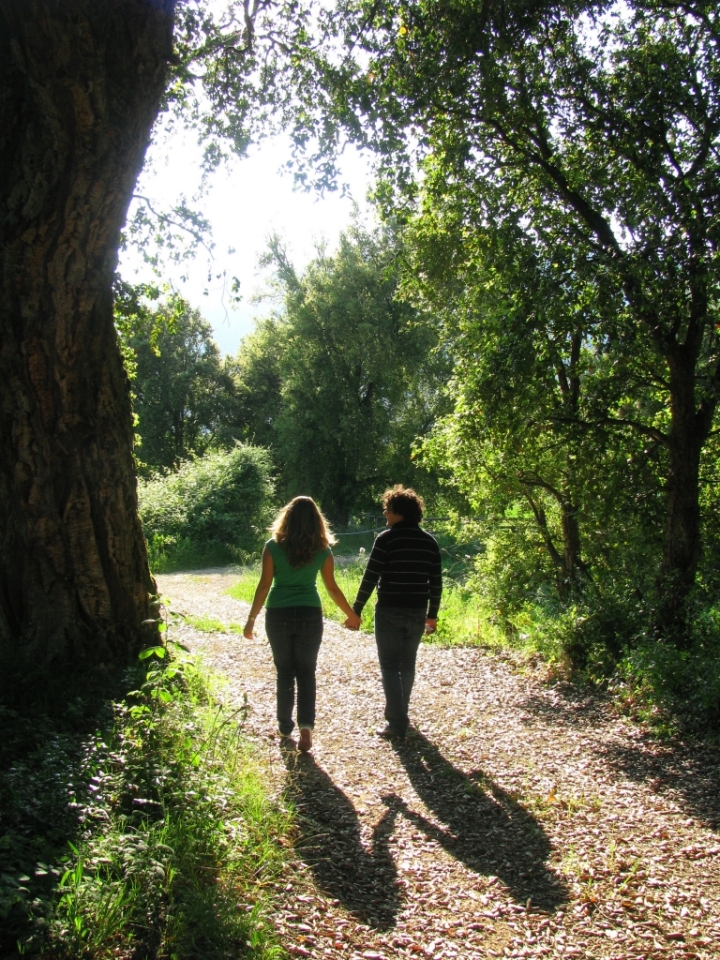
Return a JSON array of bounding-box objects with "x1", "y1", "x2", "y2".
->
[{"x1": 243, "y1": 497, "x2": 361, "y2": 752}]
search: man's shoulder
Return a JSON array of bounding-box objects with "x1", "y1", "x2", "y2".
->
[
  {"x1": 373, "y1": 527, "x2": 393, "y2": 545},
  {"x1": 419, "y1": 527, "x2": 441, "y2": 551},
  {"x1": 386, "y1": 525, "x2": 439, "y2": 547}
]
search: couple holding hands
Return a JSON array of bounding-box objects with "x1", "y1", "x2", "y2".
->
[{"x1": 243, "y1": 486, "x2": 443, "y2": 753}]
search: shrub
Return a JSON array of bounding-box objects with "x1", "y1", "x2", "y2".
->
[
  {"x1": 139, "y1": 445, "x2": 275, "y2": 572},
  {"x1": 612, "y1": 604, "x2": 720, "y2": 738}
]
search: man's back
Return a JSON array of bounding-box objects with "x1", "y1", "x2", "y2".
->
[{"x1": 353, "y1": 520, "x2": 442, "y2": 617}]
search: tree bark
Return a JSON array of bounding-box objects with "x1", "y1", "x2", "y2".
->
[
  {"x1": 657, "y1": 345, "x2": 713, "y2": 643},
  {"x1": 560, "y1": 503, "x2": 585, "y2": 594},
  {"x1": 0, "y1": 0, "x2": 176, "y2": 689}
]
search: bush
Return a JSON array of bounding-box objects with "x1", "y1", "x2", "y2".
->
[
  {"x1": 489, "y1": 580, "x2": 720, "y2": 739},
  {"x1": 612, "y1": 604, "x2": 720, "y2": 738},
  {"x1": 469, "y1": 522, "x2": 561, "y2": 620},
  {"x1": 139, "y1": 445, "x2": 276, "y2": 572}
]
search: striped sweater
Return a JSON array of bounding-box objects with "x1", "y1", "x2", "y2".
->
[{"x1": 352, "y1": 520, "x2": 442, "y2": 618}]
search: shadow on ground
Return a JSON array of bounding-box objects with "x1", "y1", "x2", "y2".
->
[
  {"x1": 520, "y1": 686, "x2": 720, "y2": 832},
  {"x1": 280, "y1": 744, "x2": 400, "y2": 929},
  {"x1": 600, "y1": 737, "x2": 720, "y2": 832},
  {"x1": 519, "y1": 685, "x2": 613, "y2": 728},
  {"x1": 388, "y1": 731, "x2": 569, "y2": 911}
]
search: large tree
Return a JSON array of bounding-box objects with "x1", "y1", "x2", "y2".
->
[
  {"x1": 0, "y1": 0, "x2": 180, "y2": 686},
  {"x1": 414, "y1": 212, "x2": 665, "y2": 605},
  {"x1": 239, "y1": 227, "x2": 445, "y2": 523},
  {"x1": 0, "y1": 0, "x2": 286, "y2": 688}
]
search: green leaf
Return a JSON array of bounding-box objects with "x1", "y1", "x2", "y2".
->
[{"x1": 139, "y1": 646, "x2": 166, "y2": 660}]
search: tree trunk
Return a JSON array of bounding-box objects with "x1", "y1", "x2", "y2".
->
[
  {"x1": 560, "y1": 503, "x2": 586, "y2": 594},
  {"x1": 0, "y1": 0, "x2": 176, "y2": 691},
  {"x1": 657, "y1": 347, "x2": 710, "y2": 644}
]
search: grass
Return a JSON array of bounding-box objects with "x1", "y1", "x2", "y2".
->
[
  {"x1": 226, "y1": 555, "x2": 507, "y2": 648},
  {"x1": 0, "y1": 642, "x2": 292, "y2": 959},
  {"x1": 184, "y1": 613, "x2": 245, "y2": 634}
]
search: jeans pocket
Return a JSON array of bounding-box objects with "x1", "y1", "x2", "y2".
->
[{"x1": 299, "y1": 616, "x2": 323, "y2": 646}]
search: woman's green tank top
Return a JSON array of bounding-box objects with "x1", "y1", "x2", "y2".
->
[{"x1": 265, "y1": 539, "x2": 331, "y2": 608}]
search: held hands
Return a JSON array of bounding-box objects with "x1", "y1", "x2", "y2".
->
[
  {"x1": 344, "y1": 611, "x2": 362, "y2": 631},
  {"x1": 424, "y1": 618, "x2": 438, "y2": 635}
]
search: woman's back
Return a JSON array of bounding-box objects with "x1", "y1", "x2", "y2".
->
[{"x1": 266, "y1": 539, "x2": 330, "y2": 608}]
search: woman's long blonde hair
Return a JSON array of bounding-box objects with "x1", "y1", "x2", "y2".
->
[{"x1": 270, "y1": 496, "x2": 336, "y2": 568}]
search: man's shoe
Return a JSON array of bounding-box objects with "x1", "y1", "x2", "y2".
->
[
  {"x1": 375, "y1": 725, "x2": 405, "y2": 740},
  {"x1": 298, "y1": 728, "x2": 313, "y2": 752}
]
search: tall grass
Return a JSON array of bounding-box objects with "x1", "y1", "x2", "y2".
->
[{"x1": 1, "y1": 644, "x2": 291, "y2": 958}]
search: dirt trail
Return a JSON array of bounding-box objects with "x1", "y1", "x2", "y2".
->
[{"x1": 157, "y1": 570, "x2": 720, "y2": 960}]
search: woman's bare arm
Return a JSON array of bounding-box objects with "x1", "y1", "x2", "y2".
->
[
  {"x1": 243, "y1": 546, "x2": 274, "y2": 638},
  {"x1": 320, "y1": 553, "x2": 361, "y2": 629}
]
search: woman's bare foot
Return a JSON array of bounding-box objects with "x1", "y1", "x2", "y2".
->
[{"x1": 298, "y1": 728, "x2": 313, "y2": 752}]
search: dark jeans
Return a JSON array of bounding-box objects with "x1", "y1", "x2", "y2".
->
[
  {"x1": 374, "y1": 606, "x2": 427, "y2": 735},
  {"x1": 265, "y1": 606, "x2": 323, "y2": 735}
]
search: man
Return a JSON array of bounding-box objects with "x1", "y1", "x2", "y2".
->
[{"x1": 347, "y1": 485, "x2": 442, "y2": 739}]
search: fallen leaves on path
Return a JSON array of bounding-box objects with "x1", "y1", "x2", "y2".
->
[{"x1": 157, "y1": 571, "x2": 720, "y2": 959}]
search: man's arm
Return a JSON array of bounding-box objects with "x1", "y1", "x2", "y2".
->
[
  {"x1": 352, "y1": 538, "x2": 388, "y2": 614},
  {"x1": 427, "y1": 540, "x2": 442, "y2": 621}
]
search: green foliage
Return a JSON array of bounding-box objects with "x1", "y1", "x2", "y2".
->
[
  {"x1": 115, "y1": 286, "x2": 242, "y2": 475},
  {"x1": 284, "y1": 0, "x2": 720, "y2": 634},
  {"x1": 0, "y1": 647, "x2": 290, "y2": 958},
  {"x1": 414, "y1": 210, "x2": 668, "y2": 606},
  {"x1": 459, "y1": 573, "x2": 720, "y2": 738},
  {"x1": 508, "y1": 586, "x2": 720, "y2": 738},
  {"x1": 225, "y1": 317, "x2": 285, "y2": 452},
  {"x1": 112, "y1": 277, "x2": 162, "y2": 383},
  {"x1": 139, "y1": 445, "x2": 276, "y2": 573},
  {"x1": 468, "y1": 517, "x2": 566, "y2": 617},
  {"x1": 614, "y1": 613, "x2": 720, "y2": 738}
]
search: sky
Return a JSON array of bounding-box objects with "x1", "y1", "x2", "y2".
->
[{"x1": 119, "y1": 124, "x2": 375, "y2": 356}]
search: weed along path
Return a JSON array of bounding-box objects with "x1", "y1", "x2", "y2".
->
[{"x1": 157, "y1": 570, "x2": 720, "y2": 960}]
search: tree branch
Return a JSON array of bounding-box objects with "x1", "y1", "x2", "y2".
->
[{"x1": 132, "y1": 195, "x2": 214, "y2": 256}]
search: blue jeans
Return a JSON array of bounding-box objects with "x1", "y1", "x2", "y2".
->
[
  {"x1": 265, "y1": 606, "x2": 323, "y2": 735},
  {"x1": 374, "y1": 606, "x2": 427, "y2": 735}
]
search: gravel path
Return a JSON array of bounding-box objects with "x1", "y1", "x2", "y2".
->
[{"x1": 157, "y1": 570, "x2": 720, "y2": 960}]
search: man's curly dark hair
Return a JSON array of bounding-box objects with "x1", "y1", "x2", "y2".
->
[{"x1": 382, "y1": 485, "x2": 424, "y2": 524}]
